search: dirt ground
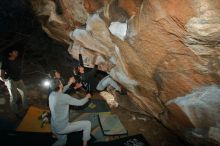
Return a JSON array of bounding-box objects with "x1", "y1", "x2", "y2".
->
[{"x1": 0, "y1": 75, "x2": 187, "y2": 146}]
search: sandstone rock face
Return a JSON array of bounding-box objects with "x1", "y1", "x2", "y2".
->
[{"x1": 30, "y1": 0, "x2": 220, "y2": 144}]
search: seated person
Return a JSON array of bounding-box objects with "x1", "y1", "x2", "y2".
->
[
  {"x1": 49, "y1": 78, "x2": 92, "y2": 146},
  {"x1": 74, "y1": 58, "x2": 127, "y2": 95}
]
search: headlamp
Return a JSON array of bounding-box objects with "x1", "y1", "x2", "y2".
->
[{"x1": 43, "y1": 79, "x2": 51, "y2": 87}]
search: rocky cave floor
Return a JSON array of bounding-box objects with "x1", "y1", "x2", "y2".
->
[{"x1": 0, "y1": 75, "x2": 187, "y2": 146}]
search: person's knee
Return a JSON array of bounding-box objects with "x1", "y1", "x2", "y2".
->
[
  {"x1": 83, "y1": 121, "x2": 91, "y2": 130},
  {"x1": 101, "y1": 77, "x2": 111, "y2": 86},
  {"x1": 86, "y1": 121, "x2": 91, "y2": 128},
  {"x1": 96, "y1": 86, "x2": 102, "y2": 91},
  {"x1": 105, "y1": 77, "x2": 112, "y2": 83}
]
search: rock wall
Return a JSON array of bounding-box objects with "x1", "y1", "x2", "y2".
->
[{"x1": 30, "y1": 0, "x2": 220, "y2": 144}]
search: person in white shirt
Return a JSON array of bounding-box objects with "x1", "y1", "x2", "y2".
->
[{"x1": 49, "y1": 77, "x2": 91, "y2": 146}]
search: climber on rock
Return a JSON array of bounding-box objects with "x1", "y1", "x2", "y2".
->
[{"x1": 73, "y1": 54, "x2": 127, "y2": 95}]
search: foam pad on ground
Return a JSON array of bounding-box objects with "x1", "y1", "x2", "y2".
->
[{"x1": 16, "y1": 106, "x2": 51, "y2": 132}]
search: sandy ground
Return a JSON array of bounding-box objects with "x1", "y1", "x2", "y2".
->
[{"x1": 0, "y1": 76, "x2": 187, "y2": 146}]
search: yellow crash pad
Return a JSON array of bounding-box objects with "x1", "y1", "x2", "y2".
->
[{"x1": 16, "y1": 106, "x2": 51, "y2": 133}]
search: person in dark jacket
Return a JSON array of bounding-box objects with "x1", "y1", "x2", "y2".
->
[
  {"x1": 0, "y1": 49, "x2": 28, "y2": 113},
  {"x1": 75, "y1": 56, "x2": 126, "y2": 95}
]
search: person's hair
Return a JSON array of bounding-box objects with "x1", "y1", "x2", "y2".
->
[
  {"x1": 73, "y1": 67, "x2": 80, "y2": 75},
  {"x1": 51, "y1": 79, "x2": 61, "y2": 91},
  {"x1": 6, "y1": 48, "x2": 18, "y2": 58},
  {"x1": 49, "y1": 70, "x2": 57, "y2": 78},
  {"x1": 77, "y1": 65, "x2": 85, "y2": 73}
]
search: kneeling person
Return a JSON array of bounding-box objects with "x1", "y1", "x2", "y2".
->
[{"x1": 49, "y1": 78, "x2": 91, "y2": 146}]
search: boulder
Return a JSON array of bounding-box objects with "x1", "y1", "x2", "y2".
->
[{"x1": 30, "y1": 0, "x2": 220, "y2": 144}]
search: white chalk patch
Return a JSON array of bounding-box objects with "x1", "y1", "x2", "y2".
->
[
  {"x1": 109, "y1": 55, "x2": 116, "y2": 64},
  {"x1": 95, "y1": 55, "x2": 105, "y2": 65},
  {"x1": 115, "y1": 45, "x2": 120, "y2": 56},
  {"x1": 166, "y1": 85, "x2": 220, "y2": 128},
  {"x1": 137, "y1": 117, "x2": 147, "y2": 122},
  {"x1": 109, "y1": 22, "x2": 127, "y2": 40},
  {"x1": 99, "y1": 91, "x2": 118, "y2": 108},
  {"x1": 86, "y1": 14, "x2": 103, "y2": 31},
  {"x1": 131, "y1": 114, "x2": 136, "y2": 120}
]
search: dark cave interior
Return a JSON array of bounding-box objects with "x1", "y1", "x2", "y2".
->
[
  {"x1": 0, "y1": 0, "x2": 77, "y2": 79},
  {"x1": 1, "y1": 1, "x2": 219, "y2": 146}
]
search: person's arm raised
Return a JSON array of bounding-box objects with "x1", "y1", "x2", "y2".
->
[{"x1": 63, "y1": 77, "x2": 75, "y2": 92}]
